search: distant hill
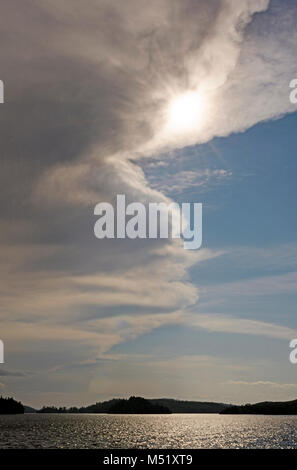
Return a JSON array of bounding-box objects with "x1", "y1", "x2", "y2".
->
[
  {"x1": 24, "y1": 405, "x2": 36, "y2": 413},
  {"x1": 36, "y1": 397, "x2": 232, "y2": 413},
  {"x1": 220, "y1": 399, "x2": 297, "y2": 415},
  {"x1": 79, "y1": 398, "x2": 121, "y2": 413},
  {"x1": 0, "y1": 396, "x2": 24, "y2": 414},
  {"x1": 151, "y1": 398, "x2": 231, "y2": 413},
  {"x1": 108, "y1": 396, "x2": 171, "y2": 414}
]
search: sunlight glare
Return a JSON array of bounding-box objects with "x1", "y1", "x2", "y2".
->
[{"x1": 167, "y1": 91, "x2": 205, "y2": 134}]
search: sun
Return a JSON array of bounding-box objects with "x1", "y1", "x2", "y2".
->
[{"x1": 166, "y1": 90, "x2": 205, "y2": 134}]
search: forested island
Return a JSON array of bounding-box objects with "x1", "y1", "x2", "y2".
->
[
  {"x1": 220, "y1": 399, "x2": 297, "y2": 415},
  {"x1": 107, "y1": 396, "x2": 171, "y2": 414},
  {"x1": 0, "y1": 396, "x2": 24, "y2": 414},
  {"x1": 4, "y1": 395, "x2": 297, "y2": 415},
  {"x1": 37, "y1": 397, "x2": 230, "y2": 414}
]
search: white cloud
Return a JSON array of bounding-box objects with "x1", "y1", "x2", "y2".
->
[
  {"x1": 186, "y1": 313, "x2": 297, "y2": 340},
  {"x1": 205, "y1": 271, "x2": 297, "y2": 298},
  {"x1": 149, "y1": 169, "x2": 232, "y2": 195},
  {"x1": 224, "y1": 380, "x2": 297, "y2": 389}
]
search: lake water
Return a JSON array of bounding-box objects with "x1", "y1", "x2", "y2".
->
[{"x1": 1, "y1": 413, "x2": 297, "y2": 448}]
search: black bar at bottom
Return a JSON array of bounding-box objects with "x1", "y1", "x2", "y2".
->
[{"x1": 0, "y1": 449, "x2": 296, "y2": 467}]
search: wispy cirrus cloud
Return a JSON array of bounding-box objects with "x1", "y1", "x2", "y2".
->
[
  {"x1": 224, "y1": 380, "x2": 297, "y2": 390},
  {"x1": 148, "y1": 168, "x2": 232, "y2": 195},
  {"x1": 0, "y1": 369, "x2": 28, "y2": 377},
  {"x1": 186, "y1": 313, "x2": 297, "y2": 340}
]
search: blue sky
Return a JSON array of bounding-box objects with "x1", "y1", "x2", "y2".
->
[{"x1": 108, "y1": 112, "x2": 297, "y2": 403}]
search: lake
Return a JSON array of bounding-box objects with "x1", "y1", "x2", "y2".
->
[{"x1": 1, "y1": 413, "x2": 297, "y2": 448}]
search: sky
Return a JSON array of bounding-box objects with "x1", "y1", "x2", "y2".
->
[{"x1": 1, "y1": 0, "x2": 297, "y2": 408}]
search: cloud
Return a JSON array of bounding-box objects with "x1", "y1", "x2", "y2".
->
[
  {"x1": 0, "y1": 369, "x2": 27, "y2": 377},
  {"x1": 148, "y1": 169, "x2": 232, "y2": 195},
  {"x1": 224, "y1": 380, "x2": 297, "y2": 389},
  {"x1": 186, "y1": 313, "x2": 297, "y2": 340},
  {"x1": 205, "y1": 271, "x2": 297, "y2": 298},
  {"x1": 0, "y1": 244, "x2": 219, "y2": 325},
  {"x1": 220, "y1": 244, "x2": 297, "y2": 273}
]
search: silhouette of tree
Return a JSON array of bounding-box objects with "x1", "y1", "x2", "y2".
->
[{"x1": 0, "y1": 396, "x2": 24, "y2": 414}]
